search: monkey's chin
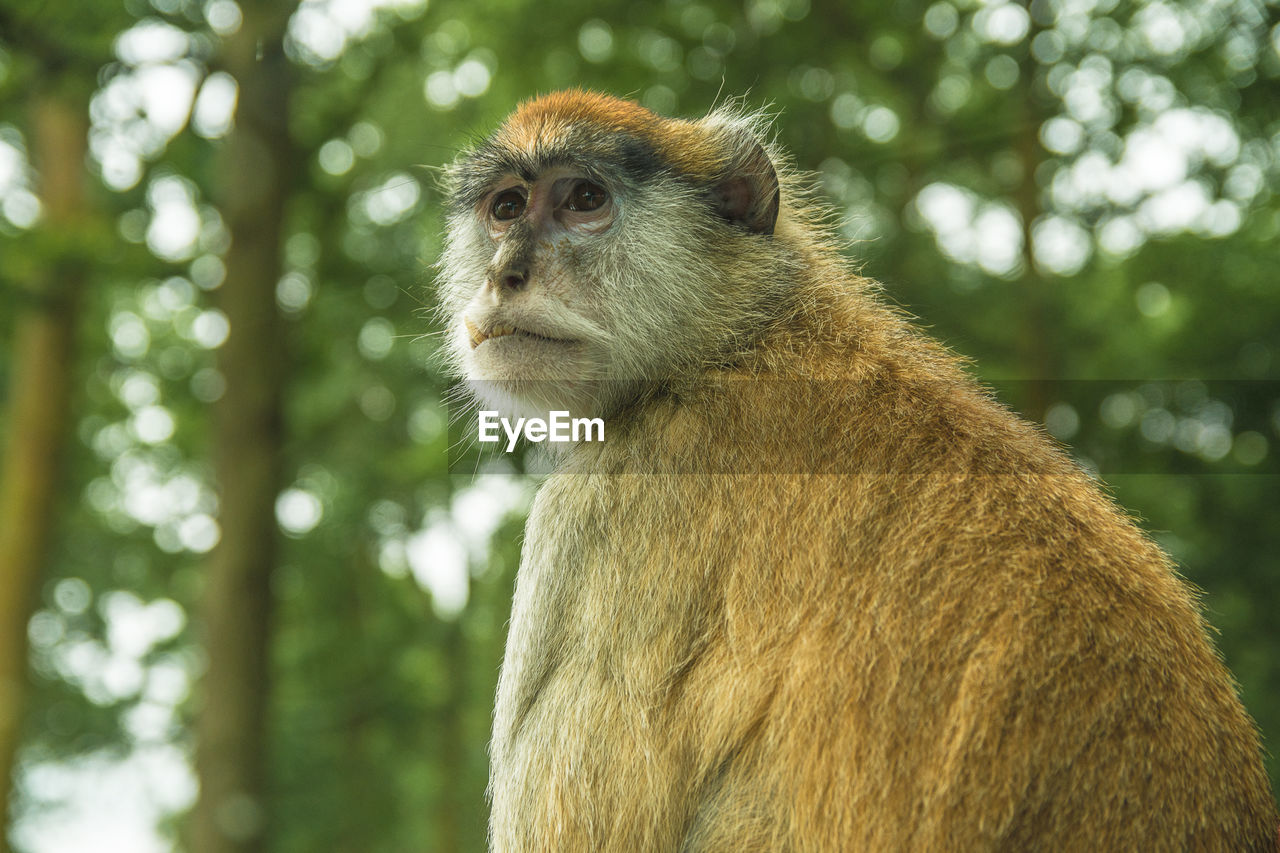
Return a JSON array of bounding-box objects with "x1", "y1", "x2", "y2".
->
[
  {"x1": 459, "y1": 334, "x2": 627, "y2": 419},
  {"x1": 460, "y1": 363, "x2": 616, "y2": 425}
]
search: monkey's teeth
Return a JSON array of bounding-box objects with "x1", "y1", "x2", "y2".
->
[
  {"x1": 465, "y1": 318, "x2": 485, "y2": 348},
  {"x1": 465, "y1": 318, "x2": 522, "y2": 348}
]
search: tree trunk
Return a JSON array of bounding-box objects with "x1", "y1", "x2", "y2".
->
[
  {"x1": 0, "y1": 92, "x2": 89, "y2": 852},
  {"x1": 190, "y1": 6, "x2": 294, "y2": 852}
]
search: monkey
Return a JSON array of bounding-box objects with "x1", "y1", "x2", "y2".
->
[{"x1": 436, "y1": 90, "x2": 1278, "y2": 851}]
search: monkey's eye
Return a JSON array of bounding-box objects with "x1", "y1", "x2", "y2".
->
[
  {"x1": 491, "y1": 189, "x2": 526, "y2": 221},
  {"x1": 565, "y1": 181, "x2": 608, "y2": 212}
]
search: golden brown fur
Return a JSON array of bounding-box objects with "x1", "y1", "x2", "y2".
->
[{"x1": 440, "y1": 91, "x2": 1278, "y2": 852}]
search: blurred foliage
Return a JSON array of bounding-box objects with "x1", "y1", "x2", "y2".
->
[{"x1": 1, "y1": 0, "x2": 1278, "y2": 848}]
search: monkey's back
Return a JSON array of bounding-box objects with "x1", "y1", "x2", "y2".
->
[{"x1": 489, "y1": 292, "x2": 1278, "y2": 852}]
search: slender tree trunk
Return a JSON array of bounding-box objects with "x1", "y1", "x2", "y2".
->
[
  {"x1": 0, "y1": 92, "x2": 89, "y2": 852},
  {"x1": 190, "y1": 6, "x2": 294, "y2": 852}
]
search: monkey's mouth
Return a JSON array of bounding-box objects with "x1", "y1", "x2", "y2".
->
[{"x1": 465, "y1": 318, "x2": 574, "y2": 349}]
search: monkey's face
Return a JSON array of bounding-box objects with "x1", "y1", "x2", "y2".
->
[
  {"x1": 437, "y1": 91, "x2": 786, "y2": 423},
  {"x1": 439, "y1": 162, "x2": 631, "y2": 421}
]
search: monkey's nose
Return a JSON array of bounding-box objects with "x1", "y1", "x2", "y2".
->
[{"x1": 488, "y1": 265, "x2": 528, "y2": 294}]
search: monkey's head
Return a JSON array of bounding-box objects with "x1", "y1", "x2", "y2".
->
[{"x1": 437, "y1": 90, "x2": 797, "y2": 422}]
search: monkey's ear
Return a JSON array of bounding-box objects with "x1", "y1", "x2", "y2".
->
[{"x1": 711, "y1": 137, "x2": 780, "y2": 236}]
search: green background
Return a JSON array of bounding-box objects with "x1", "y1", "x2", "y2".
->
[{"x1": 0, "y1": 0, "x2": 1277, "y2": 849}]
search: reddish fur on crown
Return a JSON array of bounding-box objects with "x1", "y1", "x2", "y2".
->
[{"x1": 496, "y1": 89, "x2": 731, "y2": 181}]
